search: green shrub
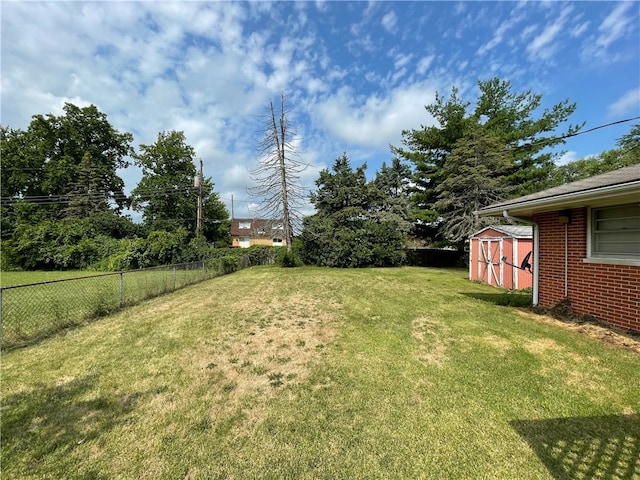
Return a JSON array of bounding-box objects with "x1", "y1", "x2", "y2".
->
[{"x1": 276, "y1": 247, "x2": 302, "y2": 267}]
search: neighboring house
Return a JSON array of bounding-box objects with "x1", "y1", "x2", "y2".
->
[
  {"x1": 469, "y1": 225, "x2": 533, "y2": 290},
  {"x1": 477, "y1": 163, "x2": 640, "y2": 333},
  {"x1": 230, "y1": 218, "x2": 286, "y2": 248}
]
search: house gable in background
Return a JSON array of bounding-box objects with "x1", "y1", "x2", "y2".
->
[{"x1": 230, "y1": 218, "x2": 285, "y2": 248}]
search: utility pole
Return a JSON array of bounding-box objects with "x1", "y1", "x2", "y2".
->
[{"x1": 196, "y1": 158, "x2": 204, "y2": 235}]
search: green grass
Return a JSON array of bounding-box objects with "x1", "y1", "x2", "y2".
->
[
  {"x1": 2, "y1": 267, "x2": 638, "y2": 479},
  {"x1": 1, "y1": 265, "x2": 213, "y2": 349},
  {"x1": 0, "y1": 270, "x2": 102, "y2": 287}
]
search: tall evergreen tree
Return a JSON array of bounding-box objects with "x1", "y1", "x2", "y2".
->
[
  {"x1": 62, "y1": 152, "x2": 111, "y2": 218},
  {"x1": 372, "y1": 158, "x2": 413, "y2": 235},
  {"x1": 434, "y1": 129, "x2": 510, "y2": 242},
  {"x1": 391, "y1": 78, "x2": 582, "y2": 239},
  {"x1": 301, "y1": 154, "x2": 405, "y2": 267}
]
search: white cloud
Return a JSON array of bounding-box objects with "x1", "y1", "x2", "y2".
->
[
  {"x1": 608, "y1": 88, "x2": 640, "y2": 117},
  {"x1": 571, "y1": 20, "x2": 590, "y2": 38},
  {"x1": 526, "y1": 6, "x2": 573, "y2": 61},
  {"x1": 555, "y1": 150, "x2": 579, "y2": 166},
  {"x1": 416, "y1": 55, "x2": 435, "y2": 75},
  {"x1": 381, "y1": 11, "x2": 398, "y2": 34},
  {"x1": 596, "y1": 2, "x2": 635, "y2": 50},
  {"x1": 315, "y1": 82, "x2": 439, "y2": 148},
  {"x1": 477, "y1": 12, "x2": 525, "y2": 56},
  {"x1": 2, "y1": 0, "x2": 636, "y2": 222},
  {"x1": 315, "y1": 1, "x2": 328, "y2": 13},
  {"x1": 393, "y1": 53, "x2": 413, "y2": 70},
  {"x1": 582, "y1": 2, "x2": 637, "y2": 62}
]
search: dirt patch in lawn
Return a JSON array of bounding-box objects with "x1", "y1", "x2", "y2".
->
[
  {"x1": 184, "y1": 292, "x2": 338, "y2": 429},
  {"x1": 516, "y1": 309, "x2": 640, "y2": 354}
]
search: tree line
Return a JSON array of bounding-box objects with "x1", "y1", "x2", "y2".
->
[
  {"x1": 1, "y1": 104, "x2": 229, "y2": 270},
  {"x1": 298, "y1": 79, "x2": 638, "y2": 267},
  {"x1": 2, "y1": 78, "x2": 638, "y2": 270}
]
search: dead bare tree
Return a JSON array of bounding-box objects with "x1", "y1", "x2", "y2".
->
[{"x1": 248, "y1": 92, "x2": 308, "y2": 251}]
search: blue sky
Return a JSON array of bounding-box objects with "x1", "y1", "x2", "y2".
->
[{"x1": 2, "y1": 1, "x2": 639, "y2": 219}]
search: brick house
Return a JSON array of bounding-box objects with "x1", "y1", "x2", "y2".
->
[
  {"x1": 477, "y1": 164, "x2": 640, "y2": 332},
  {"x1": 230, "y1": 218, "x2": 286, "y2": 248}
]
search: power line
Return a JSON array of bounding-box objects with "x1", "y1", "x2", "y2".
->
[
  {"x1": 3, "y1": 116, "x2": 638, "y2": 207},
  {"x1": 513, "y1": 116, "x2": 640, "y2": 152}
]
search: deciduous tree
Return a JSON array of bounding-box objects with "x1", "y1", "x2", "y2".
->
[
  {"x1": 130, "y1": 130, "x2": 229, "y2": 243},
  {"x1": 546, "y1": 123, "x2": 640, "y2": 187},
  {"x1": 0, "y1": 103, "x2": 133, "y2": 231}
]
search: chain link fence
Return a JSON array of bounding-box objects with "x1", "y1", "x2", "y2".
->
[{"x1": 1, "y1": 261, "x2": 218, "y2": 350}]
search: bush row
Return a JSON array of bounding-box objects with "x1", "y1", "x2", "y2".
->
[{"x1": 2, "y1": 214, "x2": 299, "y2": 271}]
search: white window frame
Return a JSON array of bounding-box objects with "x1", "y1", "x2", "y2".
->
[
  {"x1": 239, "y1": 221, "x2": 251, "y2": 229},
  {"x1": 584, "y1": 204, "x2": 640, "y2": 266}
]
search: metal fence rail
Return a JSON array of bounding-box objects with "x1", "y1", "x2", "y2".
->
[{"x1": 0, "y1": 261, "x2": 215, "y2": 350}]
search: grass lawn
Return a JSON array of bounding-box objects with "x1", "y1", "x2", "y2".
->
[
  {"x1": 1, "y1": 267, "x2": 638, "y2": 479},
  {"x1": 0, "y1": 270, "x2": 103, "y2": 288},
  {"x1": 1, "y1": 265, "x2": 213, "y2": 349}
]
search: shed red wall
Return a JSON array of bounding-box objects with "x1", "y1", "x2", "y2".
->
[
  {"x1": 469, "y1": 229, "x2": 532, "y2": 290},
  {"x1": 532, "y1": 208, "x2": 640, "y2": 332}
]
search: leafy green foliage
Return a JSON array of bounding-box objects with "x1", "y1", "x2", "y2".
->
[
  {"x1": 545, "y1": 123, "x2": 640, "y2": 188},
  {"x1": 276, "y1": 241, "x2": 303, "y2": 267},
  {"x1": 1, "y1": 103, "x2": 133, "y2": 216},
  {"x1": 130, "y1": 130, "x2": 229, "y2": 243},
  {"x1": 2, "y1": 213, "x2": 141, "y2": 270},
  {"x1": 1, "y1": 104, "x2": 134, "y2": 251},
  {"x1": 1, "y1": 105, "x2": 233, "y2": 272}
]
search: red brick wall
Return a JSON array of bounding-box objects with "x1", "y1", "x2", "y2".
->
[{"x1": 533, "y1": 208, "x2": 640, "y2": 332}]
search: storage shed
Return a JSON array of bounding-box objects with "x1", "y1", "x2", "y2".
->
[{"x1": 469, "y1": 225, "x2": 533, "y2": 290}]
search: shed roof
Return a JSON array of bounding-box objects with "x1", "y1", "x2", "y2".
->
[
  {"x1": 471, "y1": 225, "x2": 533, "y2": 239},
  {"x1": 477, "y1": 163, "x2": 640, "y2": 218}
]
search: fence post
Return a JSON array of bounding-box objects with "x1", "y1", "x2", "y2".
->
[
  {"x1": 119, "y1": 272, "x2": 124, "y2": 308},
  {"x1": 173, "y1": 267, "x2": 177, "y2": 290},
  {"x1": 202, "y1": 260, "x2": 206, "y2": 278}
]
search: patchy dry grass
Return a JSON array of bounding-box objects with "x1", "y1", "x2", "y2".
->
[
  {"x1": 412, "y1": 316, "x2": 451, "y2": 367},
  {"x1": 182, "y1": 291, "x2": 337, "y2": 428},
  {"x1": 2, "y1": 266, "x2": 639, "y2": 479}
]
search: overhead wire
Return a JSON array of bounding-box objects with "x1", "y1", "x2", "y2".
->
[{"x1": 2, "y1": 116, "x2": 638, "y2": 208}]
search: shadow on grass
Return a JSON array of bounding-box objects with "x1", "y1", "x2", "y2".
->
[
  {"x1": 2, "y1": 374, "x2": 144, "y2": 478},
  {"x1": 511, "y1": 414, "x2": 640, "y2": 480},
  {"x1": 462, "y1": 290, "x2": 533, "y2": 308}
]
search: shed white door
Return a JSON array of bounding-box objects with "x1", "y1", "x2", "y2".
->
[{"x1": 478, "y1": 239, "x2": 503, "y2": 286}]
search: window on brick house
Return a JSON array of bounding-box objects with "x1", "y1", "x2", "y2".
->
[
  {"x1": 239, "y1": 221, "x2": 251, "y2": 229},
  {"x1": 590, "y1": 204, "x2": 640, "y2": 259}
]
